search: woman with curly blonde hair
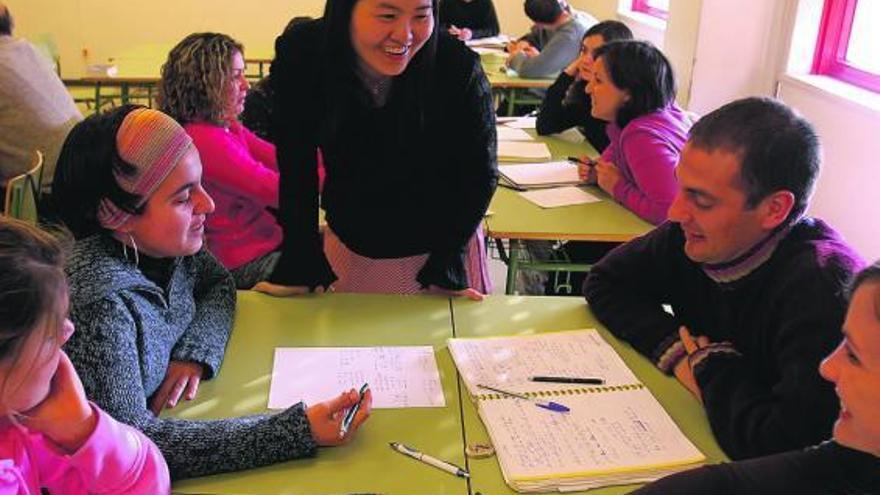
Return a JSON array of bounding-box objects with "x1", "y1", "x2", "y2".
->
[{"x1": 159, "y1": 32, "x2": 288, "y2": 289}]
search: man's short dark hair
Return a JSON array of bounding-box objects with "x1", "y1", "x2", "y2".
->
[
  {"x1": 525, "y1": 0, "x2": 564, "y2": 24},
  {"x1": 584, "y1": 20, "x2": 633, "y2": 43},
  {"x1": 0, "y1": 4, "x2": 14, "y2": 36},
  {"x1": 688, "y1": 97, "x2": 820, "y2": 221}
]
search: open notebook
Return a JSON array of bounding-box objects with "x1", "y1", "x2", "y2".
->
[
  {"x1": 498, "y1": 161, "x2": 581, "y2": 190},
  {"x1": 447, "y1": 330, "x2": 705, "y2": 492}
]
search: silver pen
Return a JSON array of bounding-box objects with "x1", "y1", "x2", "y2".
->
[{"x1": 389, "y1": 442, "x2": 469, "y2": 478}]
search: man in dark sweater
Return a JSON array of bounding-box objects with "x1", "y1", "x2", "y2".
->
[{"x1": 583, "y1": 97, "x2": 864, "y2": 460}]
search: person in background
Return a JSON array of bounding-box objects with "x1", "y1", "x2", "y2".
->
[
  {"x1": 261, "y1": 0, "x2": 497, "y2": 298},
  {"x1": 51, "y1": 106, "x2": 371, "y2": 479},
  {"x1": 0, "y1": 2, "x2": 81, "y2": 193},
  {"x1": 240, "y1": 16, "x2": 313, "y2": 143},
  {"x1": 439, "y1": 0, "x2": 500, "y2": 41},
  {"x1": 505, "y1": 0, "x2": 596, "y2": 79},
  {"x1": 535, "y1": 20, "x2": 633, "y2": 152},
  {"x1": 584, "y1": 97, "x2": 864, "y2": 459},
  {"x1": 632, "y1": 261, "x2": 880, "y2": 494},
  {"x1": 159, "y1": 32, "x2": 308, "y2": 289},
  {"x1": 0, "y1": 217, "x2": 170, "y2": 494}
]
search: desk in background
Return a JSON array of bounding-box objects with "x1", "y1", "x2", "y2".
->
[
  {"x1": 488, "y1": 132, "x2": 653, "y2": 294},
  {"x1": 168, "y1": 292, "x2": 724, "y2": 494},
  {"x1": 480, "y1": 50, "x2": 553, "y2": 116}
]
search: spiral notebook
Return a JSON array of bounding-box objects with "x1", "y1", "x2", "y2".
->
[{"x1": 447, "y1": 330, "x2": 705, "y2": 492}]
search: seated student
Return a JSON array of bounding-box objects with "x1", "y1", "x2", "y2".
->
[
  {"x1": 158, "y1": 32, "x2": 312, "y2": 289},
  {"x1": 583, "y1": 97, "x2": 864, "y2": 459},
  {"x1": 582, "y1": 40, "x2": 690, "y2": 225},
  {"x1": 506, "y1": 0, "x2": 597, "y2": 79},
  {"x1": 439, "y1": 0, "x2": 500, "y2": 41},
  {"x1": 51, "y1": 106, "x2": 371, "y2": 480},
  {"x1": 0, "y1": 217, "x2": 169, "y2": 494},
  {"x1": 632, "y1": 261, "x2": 880, "y2": 494},
  {"x1": 535, "y1": 20, "x2": 633, "y2": 152}
]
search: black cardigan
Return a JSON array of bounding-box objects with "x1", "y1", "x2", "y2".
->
[
  {"x1": 439, "y1": 0, "x2": 500, "y2": 40},
  {"x1": 269, "y1": 19, "x2": 498, "y2": 289},
  {"x1": 583, "y1": 218, "x2": 863, "y2": 459}
]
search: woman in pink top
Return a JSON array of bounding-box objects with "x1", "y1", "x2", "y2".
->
[
  {"x1": 158, "y1": 33, "x2": 317, "y2": 289},
  {"x1": 581, "y1": 40, "x2": 691, "y2": 225},
  {"x1": 0, "y1": 217, "x2": 169, "y2": 494}
]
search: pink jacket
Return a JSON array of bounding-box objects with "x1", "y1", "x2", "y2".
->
[
  {"x1": 186, "y1": 121, "x2": 283, "y2": 270},
  {"x1": 0, "y1": 405, "x2": 169, "y2": 494},
  {"x1": 601, "y1": 105, "x2": 692, "y2": 225}
]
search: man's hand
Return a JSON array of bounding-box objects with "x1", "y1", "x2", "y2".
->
[
  {"x1": 150, "y1": 361, "x2": 204, "y2": 416},
  {"x1": 675, "y1": 326, "x2": 710, "y2": 401}
]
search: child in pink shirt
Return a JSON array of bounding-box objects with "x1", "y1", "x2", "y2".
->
[{"x1": 0, "y1": 217, "x2": 169, "y2": 494}]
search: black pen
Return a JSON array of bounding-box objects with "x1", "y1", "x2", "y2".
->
[
  {"x1": 567, "y1": 156, "x2": 596, "y2": 166},
  {"x1": 530, "y1": 375, "x2": 605, "y2": 385}
]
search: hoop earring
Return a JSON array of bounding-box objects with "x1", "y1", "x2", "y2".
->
[{"x1": 122, "y1": 234, "x2": 140, "y2": 267}]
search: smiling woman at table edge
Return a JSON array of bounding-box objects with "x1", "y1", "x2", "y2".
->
[
  {"x1": 51, "y1": 106, "x2": 371, "y2": 480},
  {"x1": 257, "y1": 0, "x2": 497, "y2": 299},
  {"x1": 632, "y1": 261, "x2": 880, "y2": 495}
]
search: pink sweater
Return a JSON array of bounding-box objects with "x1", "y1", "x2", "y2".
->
[
  {"x1": 185, "y1": 121, "x2": 283, "y2": 270},
  {"x1": 0, "y1": 405, "x2": 169, "y2": 494},
  {"x1": 600, "y1": 105, "x2": 691, "y2": 225}
]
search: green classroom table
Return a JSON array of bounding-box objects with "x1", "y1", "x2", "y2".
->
[
  {"x1": 168, "y1": 292, "x2": 725, "y2": 495},
  {"x1": 488, "y1": 132, "x2": 653, "y2": 293},
  {"x1": 170, "y1": 291, "x2": 469, "y2": 495},
  {"x1": 451, "y1": 296, "x2": 729, "y2": 495}
]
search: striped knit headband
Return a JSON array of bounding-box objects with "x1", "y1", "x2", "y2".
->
[{"x1": 98, "y1": 108, "x2": 194, "y2": 230}]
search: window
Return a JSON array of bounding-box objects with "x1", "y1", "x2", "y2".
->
[
  {"x1": 812, "y1": 0, "x2": 880, "y2": 93},
  {"x1": 631, "y1": 0, "x2": 669, "y2": 20}
]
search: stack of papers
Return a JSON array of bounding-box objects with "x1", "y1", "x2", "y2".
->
[
  {"x1": 465, "y1": 34, "x2": 513, "y2": 49},
  {"x1": 498, "y1": 141, "x2": 552, "y2": 162},
  {"x1": 498, "y1": 161, "x2": 580, "y2": 189},
  {"x1": 496, "y1": 126, "x2": 533, "y2": 141},
  {"x1": 496, "y1": 116, "x2": 537, "y2": 129}
]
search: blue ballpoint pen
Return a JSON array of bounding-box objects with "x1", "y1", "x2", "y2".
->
[
  {"x1": 477, "y1": 384, "x2": 570, "y2": 413},
  {"x1": 339, "y1": 383, "x2": 369, "y2": 438}
]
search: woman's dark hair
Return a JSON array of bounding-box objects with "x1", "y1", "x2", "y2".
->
[
  {"x1": 584, "y1": 20, "x2": 633, "y2": 44},
  {"x1": 0, "y1": 217, "x2": 70, "y2": 369},
  {"x1": 52, "y1": 104, "x2": 146, "y2": 239},
  {"x1": 0, "y1": 4, "x2": 13, "y2": 36},
  {"x1": 320, "y1": 0, "x2": 440, "y2": 141},
  {"x1": 593, "y1": 40, "x2": 676, "y2": 128},
  {"x1": 850, "y1": 261, "x2": 880, "y2": 320}
]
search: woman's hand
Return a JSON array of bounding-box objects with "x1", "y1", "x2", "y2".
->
[
  {"x1": 595, "y1": 159, "x2": 622, "y2": 195},
  {"x1": 576, "y1": 157, "x2": 597, "y2": 184},
  {"x1": 427, "y1": 285, "x2": 485, "y2": 301},
  {"x1": 149, "y1": 361, "x2": 204, "y2": 416},
  {"x1": 24, "y1": 351, "x2": 97, "y2": 452},
  {"x1": 307, "y1": 389, "x2": 372, "y2": 446},
  {"x1": 252, "y1": 281, "x2": 331, "y2": 297}
]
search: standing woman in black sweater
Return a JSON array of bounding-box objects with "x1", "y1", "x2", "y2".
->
[
  {"x1": 258, "y1": 0, "x2": 497, "y2": 298},
  {"x1": 439, "y1": 0, "x2": 500, "y2": 41}
]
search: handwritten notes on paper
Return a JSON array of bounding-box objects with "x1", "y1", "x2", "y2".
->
[
  {"x1": 268, "y1": 346, "x2": 445, "y2": 409},
  {"x1": 448, "y1": 330, "x2": 640, "y2": 396}
]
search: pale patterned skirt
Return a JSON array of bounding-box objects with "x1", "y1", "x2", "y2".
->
[{"x1": 324, "y1": 225, "x2": 492, "y2": 295}]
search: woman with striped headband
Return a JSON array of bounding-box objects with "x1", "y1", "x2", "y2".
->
[{"x1": 50, "y1": 105, "x2": 371, "y2": 480}]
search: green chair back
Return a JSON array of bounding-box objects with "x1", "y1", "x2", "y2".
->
[{"x1": 3, "y1": 151, "x2": 44, "y2": 223}]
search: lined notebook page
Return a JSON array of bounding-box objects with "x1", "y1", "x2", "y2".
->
[
  {"x1": 448, "y1": 329, "x2": 640, "y2": 395},
  {"x1": 481, "y1": 389, "x2": 705, "y2": 486}
]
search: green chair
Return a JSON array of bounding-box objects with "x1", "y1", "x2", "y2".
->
[{"x1": 3, "y1": 150, "x2": 44, "y2": 223}]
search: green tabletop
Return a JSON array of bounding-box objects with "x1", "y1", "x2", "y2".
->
[
  {"x1": 488, "y1": 133, "x2": 652, "y2": 242},
  {"x1": 451, "y1": 296, "x2": 728, "y2": 495},
  {"x1": 170, "y1": 291, "x2": 469, "y2": 495}
]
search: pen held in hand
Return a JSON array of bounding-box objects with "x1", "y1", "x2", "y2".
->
[
  {"x1": 339, "y1": 383, "x2": 369, "y2": 438},
  {"x1": 389, "y1": 442, "x2": 470, "y2": 478},
  {"x1": 567, "y1": 156, "x2": 596, "y2": 167},
  {"x1": 477, "y1": 384, "x2": 570, "y2": 413},
  {"x1": 530, "y1": 375, "x2": 605, "y2": 385}
]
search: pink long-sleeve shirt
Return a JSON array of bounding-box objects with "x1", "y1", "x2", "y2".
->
[
  {"x1": 185, "y1": 121, "x2": 283, "y2": 270},
  {"x1": 600, "y1": 105, "x2": 691, "y2": 225},
  {"x1": 0, "y1": 404, "x2": 169, "y2": 494}
]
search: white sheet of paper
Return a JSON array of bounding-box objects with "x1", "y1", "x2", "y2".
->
[
  {"x1": 268, "y1": 346, "x2": 446, "y2": 409},
  {"x1": 520, "y1": 186, "x2": 601, "y2": 208},
  {"x1": 496, "y1": 126, "x2": 534, "y2": 141},
  {"x1": 498, "y1": 141, "x2": 551, "y2": 162},
  {"x1": 465, "y1": 34, "x2": 513, "y2": 48},
  {"x1": 555, "y1": 127, "x2": 587, "y2": 143},
  {"x1": 502, "y1": 116, "x2": 537, "y2": 129}
]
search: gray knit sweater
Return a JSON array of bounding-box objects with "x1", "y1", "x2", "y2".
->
[
  {"x1": 65, "y1": 235, "x2": 317, "y2": 480},
  {"x1": 508, "y1": 10, "x2": 596, "y2": 79}
]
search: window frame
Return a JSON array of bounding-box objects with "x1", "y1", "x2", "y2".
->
[
  {"x1": 812, "y1": 0, "x2": 880, "y2": 93},
  {"x1": 631, "y1": 0, "x2": 669, "y2": 20}
]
